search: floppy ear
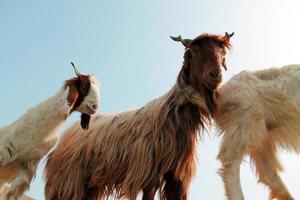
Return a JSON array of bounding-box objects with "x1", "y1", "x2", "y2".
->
[
  {"x1": 80, "y1": 113, "x2": 91, "y2": 130},
  {"x1": 60, "y1": 80, "x2": 79, "y2": 117},
  {"x1": 67, "y1": 83, "x2": 79, "y2": 109}
]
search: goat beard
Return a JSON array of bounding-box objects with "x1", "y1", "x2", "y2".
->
[{"x1": 80, "y1": 113, "x2": 91, "y2": 130}]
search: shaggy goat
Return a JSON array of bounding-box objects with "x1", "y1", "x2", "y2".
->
[
  {"x1": 215, "y1": 64, "x2": 300, "y2": 200},
  {"x1": 0, "y1": 63, "x2": 100, "y2": 200},
  {"x1": 44, "y1": 32, "x2": 234, "y2": 200}
]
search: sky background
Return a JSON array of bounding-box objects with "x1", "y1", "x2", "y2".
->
[{"x1": 1, "y1": 0, "x2": 300, "y2": 199}]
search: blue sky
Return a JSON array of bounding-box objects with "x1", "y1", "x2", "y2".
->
[{"x1": 1, "y1": 0, "x2": 300, "y2": 199}]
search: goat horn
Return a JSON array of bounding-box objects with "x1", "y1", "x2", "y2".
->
[
  {"x1": 225, "y1": 32, "x2": 234, "y2": 41},
  {"x1": 170, "y1": 35, "x2": 183, "y2": 42},
  {"x1": 170, "y1": 35, "x2": 192, "y2": 47},
  {"x1": 71, "y1": 62, "x2": 81, "y2": 77}
]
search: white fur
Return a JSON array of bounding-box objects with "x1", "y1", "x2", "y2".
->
[
  {"x1": 216, "y1": 64, "x2": 300, "y2": 200},
  {"x1": 58, "y1": 87, "x2": 73, "y2": 116},
  {"x1": 0, "y1": 76, "x2": 100, "y2": 199},
  {"x1": 0, "y1": 88, "x2": 70, "y2": 165},
  {"x1": 76, "y1": 75, "x2": 100, "y2": 114}
]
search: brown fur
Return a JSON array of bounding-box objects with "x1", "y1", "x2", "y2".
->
[
  {"x1": 65, "y1": 82, "x2": 79, "y2": 108},
  {"x1": 64, "y1": 75, "x2": 91, "y2": 113},
  {"x1": 0, "y1": 163, "x2": 22, "y2": 188},
  {"x1": 44, "y1": 33, "x2": 232, "y2": 200},
  {"x1": 64, "y1": 74, "x2": 93, "y2": 129},
  {"x1": 64, "y1": 75, "x2": 91, "y2": 111}
]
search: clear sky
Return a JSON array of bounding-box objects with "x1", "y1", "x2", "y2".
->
[{"x1": 1, "y1": 0, "x2": 300, "y2": 199}]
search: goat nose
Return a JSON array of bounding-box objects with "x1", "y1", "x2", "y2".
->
[
  {"x1": 209, "y1": 70, "x2": 222, "y2": 79},
  {"x1": 92, "y1": 104, "x2": 98, "y2": 110},
  {"x1": 210, "y1": 71, "x2": 218, "y2": 78}
]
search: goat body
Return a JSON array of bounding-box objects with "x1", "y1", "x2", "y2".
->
[
  {"x1": 45, "y1": 84, "x2": 210, "y2": 200},
  {"x1": 0, "y1": 69, "x2": 100, "y2": 200},
  {"x1": 216, "y1": 64, "x2": 300, "y2": 200},
  {"x1": 0, "y1": 88, "x2": 72, "y2": 199},
  {"x1": 45, "y1": 33, "x2": 233, "y2": 200},
  {"x1": 0, "y1": 89, "x2": 70, "y2": 164}
]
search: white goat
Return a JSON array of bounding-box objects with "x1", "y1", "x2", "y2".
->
[
  {"x1": 215, "y1": 64, "x2": 300, "y2": 200},
  {"x1": 0, "y1": 63, "x2": 100, "y2": 200}
]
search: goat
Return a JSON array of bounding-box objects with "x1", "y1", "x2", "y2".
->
[
  {"x1": 44, "y1": 32, "x2": 233, "y2": 200},
  {"x1": 215, "y1": 64, "x2": 300, "y2": 200},
  {"x1": 0, "y1": 63, "x2": 100, "y2": 200}
]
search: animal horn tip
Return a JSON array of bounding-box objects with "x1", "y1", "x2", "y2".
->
[
  {"x1": 225, "y1": 32, "x2": 234, "y2": 38},
  {"x1": 71, "y1": 62, "x2": 81, "y2": 77},
  {"x1": 170, "y1": 35, "x2": 182, "y2": 41}
]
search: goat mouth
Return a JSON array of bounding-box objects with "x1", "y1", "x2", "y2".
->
[
  {"x1": 205, "y1": 81, "x2": 221, "y2": 91},
  {"x1": 86, "y1": 105, "x2": 97, "y2": 114}
]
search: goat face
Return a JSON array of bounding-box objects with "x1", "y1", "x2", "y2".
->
[
  {"x1": 74, "y1": 74, "x2": 100, "y2": 115},
  {"x1": 172, "y1": 33, "x2": 233, "y2": 92},
  {"x1": 189, "y1": 35, "x2": 233, "y2": 93},
  {"x1": 74, "y1": 74, "x2": 100, "y2": 130},
  {"x1": 189, "y1": 42, "x2": 227, "y2": 91},
  {"x1": 64, "y1": 65, "x2": 100, "y2": 130}
]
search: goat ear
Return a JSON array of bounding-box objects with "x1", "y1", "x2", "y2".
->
[
  {"x1": 67, "y1": 84, "x2": 79, "y2": 109},
  {"x1": 80, "y1": 113, "x2": 91, "y2": 130}
]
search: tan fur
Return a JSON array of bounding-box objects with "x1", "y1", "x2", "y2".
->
[
  {"x1": 0, "y1": 187, "x2": 33, "y2": 200},
  {"x1": 215, "y1": 64, "x2": 300, "y2": 200},
  {"x1": 45, "y1": 84, "x2": 209, "y2": 200},
  {"x1": 0, "y1": 163, "x2": 22, "y2": 188},
  {"x1": 45, "y1": 32, "x2": 232, "y2": 200}
]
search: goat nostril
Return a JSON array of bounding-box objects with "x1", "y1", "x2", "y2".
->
[
  {"x1": 210, "y1": 70, "x2": 222, "y2": 79},
  {"x1": 92, "y1": 104, "x2": 98, "y2": 110},
  {"x1": 210, "y1": 72, "x2": 217, "y2": 78}
]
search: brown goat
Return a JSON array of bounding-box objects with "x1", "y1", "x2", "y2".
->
[{"x1": 44, "y1": 32, "x2": 233, "y2": 200}]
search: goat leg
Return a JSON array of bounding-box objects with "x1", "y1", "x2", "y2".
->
[
  {"x1": 163, "y1": 172, "x2": 187, "y2": 200},
  {"x1": 4, "y1": 160, "x2": 39, "y2": 200},
  {"x1": 142, "y1": 184, "x2": 159, "y2": 200}
]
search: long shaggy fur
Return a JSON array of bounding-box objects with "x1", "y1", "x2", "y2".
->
[
  {"x1": 45, "y1": 79, "x2": 210, "y2": 200},
  {"x1": 215, "y1": 64, "x2": 300, "y2": 200},
  {"x1": 45, "y1": 33, "x2": 232, "y2": 200}
]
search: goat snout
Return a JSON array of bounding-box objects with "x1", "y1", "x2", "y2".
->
[
  {"x1": 209, "y1": 70, "x2": 222, "y2": 80},
  {"x1": 86, "y1": 103, "x2": 98, "y2": 114},
  {"x1": 92, "y1": 104, "x2": 98, "y2": 110}
]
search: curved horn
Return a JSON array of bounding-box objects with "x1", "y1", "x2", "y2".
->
[
  {"x1": 224, "y1": 32, "x2": 234, "y2": 41},
  {"x1": 71, "y1": 62, "x2": 81, "y2": 77},
  {"x1": 170, "y1": 35, "x2": 192, "y2": 47},
  {"x1": 170, "y1": 35, "x2": 183, "y2": 42}
]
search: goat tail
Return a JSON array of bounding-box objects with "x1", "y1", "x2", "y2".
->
[{"x1": 44, "y1": 125, "x2": 90, "y2": 200}]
